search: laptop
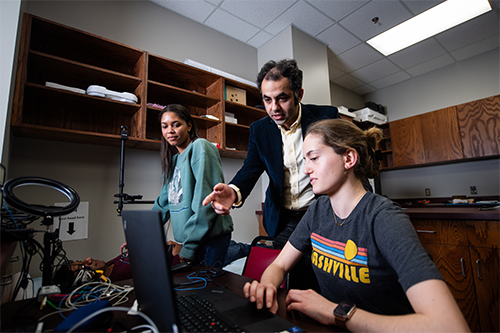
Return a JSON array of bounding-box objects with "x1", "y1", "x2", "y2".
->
[{"x1": 121, "y1": 210, "x2": 303, "y2": 333}]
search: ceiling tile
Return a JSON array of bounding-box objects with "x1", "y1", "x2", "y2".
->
[
  {"x1": 339, "y1": 0, "x2": 412, "y2": 40},
  {"x1": 247, "y1": 30, "x2": 274, "y2": 48},
  {"x1": 307, "y1": 0, "x2": 369, "y2": 22},
  {"x1": 150, "y1": 0, "x2": 215, "y2": 23},
  {"x1": 388, "y1": 38, "x2": 447, "y2": 69},
  {"x1": 328, "y1": 64, "x2": 346, "y2": 81},
  {"x1": 333, "y1": 43, "x2": 383, "y2": 73},
  {"x1": 405, "y1": 53, "x2": 455, "y2": 77},
  {"x1": 205, "y1": 8, "x2": 260, "y2": 42},
  {"x1": 401, "y1": 0, "x2": 444, "y2": 15},
  {"x1": 220, "y1": 0, "x2": 294, "y2": 29},
  {"x1": 369, "y1": 70, "x2": 412, "y2": 90},
  {"x1": 205, "y1": 0, "x2": 223, "y2": 5},
  {"x1": 332, "y1": 74, "x2": 364, "y2": 90},
  {"x1": 316, "y1": 24, "x2": 361, "y2": 55},
  {"x1": 435, "y1": 10, "x2": 500, "y2": 51},
  {"x1": 451, "y1": 34, "x2": 500, "y2": 62},
  {"x1": 352, "y1": 84, "x2": 376, "y2": 96},
  {"x1": 350, "y1": 58, "x2": 401, "y2": 82},
  {"x1": 264, "y1": 0, "x2": 334, "y2": 37}
]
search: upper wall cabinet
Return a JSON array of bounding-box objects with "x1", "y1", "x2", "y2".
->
[
  {"x1": 12, "y1": 14, "x2": 146, "y2": 147},
  {"x1": 12, "y1": 14, "x2": 266, "y2": 159},
  {"x1": 390, "y1": 107, "x2": 463, "y2": 167},
  {"x1": 456, "y1": 95, "x2": 500, "y2": 158}
]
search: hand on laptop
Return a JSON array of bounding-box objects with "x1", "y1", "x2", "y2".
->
[
  {"x1": 285, "y1": 289, "x2": 336, "y2": 326},
  {"x1": 243, "y1": 280, "x2": 279, "y2": 314}
]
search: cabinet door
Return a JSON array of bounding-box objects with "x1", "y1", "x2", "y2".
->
[
  {"x1": 466, "y1": 221, "x2": 499, "y2": 332},
  {"x1": 424, "y1": 243, "x2": 480, "y2": 332},
  {"x1": 456, "y1": 95, "x2": 500, "y2": 158},
  {"x1": 469, "y1": 247, "x2": 499, "y2": 333},
  {"x1": 420, "y1": 107, "x2": 464, "y2": 163},
  {"x1": 389, "y1": 116, "x2": 425, "y2": 167}
]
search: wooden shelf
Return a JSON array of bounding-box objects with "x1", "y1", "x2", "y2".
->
[{"x1": 12, "y1": 14, "x2": 265, "y2": 158}]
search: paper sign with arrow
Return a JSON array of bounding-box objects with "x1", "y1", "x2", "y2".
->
[{"x1": 52, "y1": 201, "x2": 89, "y2": 241}]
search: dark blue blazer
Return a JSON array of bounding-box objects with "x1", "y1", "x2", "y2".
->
[{"x1": 230, "y1": 104, "x2": 339, "y2": 237}]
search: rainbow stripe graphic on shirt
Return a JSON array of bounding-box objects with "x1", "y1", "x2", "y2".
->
[{"x1": 311, "y1": 232, "x2": 371, "y2": 284}]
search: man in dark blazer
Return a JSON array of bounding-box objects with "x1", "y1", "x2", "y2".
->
[
  {"x1": 204, "y1": 59, "x2": 339, "y2": 289},
  {"x1": 229, "y1": 103, "x2": 339, "y2": 239}
]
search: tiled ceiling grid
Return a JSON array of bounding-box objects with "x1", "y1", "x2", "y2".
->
[{"x1": 150, "y1": 0, "x2": 499, "y2": 95}]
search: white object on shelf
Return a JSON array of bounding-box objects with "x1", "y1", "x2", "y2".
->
[
  {"x1": 184, "y1": 59, "x2": 258, "y2": 88},
  {"x1": 225, "y1": 116, "x2": 238, "y2": 124},
  {"x1": 200, "y1": 115, "x2": 219, "y2": 121},
  {"x1": 338, "y1": 106, "x2": 356, "y2": 118},
  {"x1": 45, "y1": 82, "x2": 86, "y2": 95},
  {"x1": 86, "y1": 85, "x2": 138, "y2": 104},
  {"x1": 352, "y1": 107, "x2": 388, "y2": 125}
]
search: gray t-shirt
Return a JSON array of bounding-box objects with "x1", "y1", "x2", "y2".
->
[{"x1": 288, "y1": 192, "x2": 443, "y2": 315}]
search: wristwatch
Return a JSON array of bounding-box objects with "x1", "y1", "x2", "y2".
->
[{"x1": 334, "y1": 300, "x2": 356, "y2": 323}]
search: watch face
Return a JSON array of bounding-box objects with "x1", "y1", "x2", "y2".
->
[{"x1": 334, "y1": 301, "x2": 356, "y2": 320}]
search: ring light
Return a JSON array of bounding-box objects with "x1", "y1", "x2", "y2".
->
[{"x1": 3, "y1": 177, "x2": 80, "y2": 217}]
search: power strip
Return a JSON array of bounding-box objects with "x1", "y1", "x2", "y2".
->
[{"x1": 37, "y1": 285, "x2": 61, "y2": 302}]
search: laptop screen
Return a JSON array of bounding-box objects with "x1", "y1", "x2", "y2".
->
[{"x1": 121, "y1": 210, "x2": 178, "y2": 333}]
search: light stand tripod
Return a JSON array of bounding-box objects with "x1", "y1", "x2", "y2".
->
[{"x1": 114, "y1": 126, "x2": 154, "y2": 216}]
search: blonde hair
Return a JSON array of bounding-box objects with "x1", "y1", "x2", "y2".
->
[{"x1": 306, "y1": 119, "x2": 383, "y2": 179}]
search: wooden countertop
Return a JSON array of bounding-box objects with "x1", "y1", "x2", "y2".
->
[{"x1": 402, "y1": 206, "x2": 499, "y2": 221}]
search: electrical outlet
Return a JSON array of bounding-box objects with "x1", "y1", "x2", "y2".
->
[
  {"x1": 425, "y1": 188, "x2": 431, "y2": 196},
  {"x1": 470, "y1": 186, "x2": 477, "y2": 195}
]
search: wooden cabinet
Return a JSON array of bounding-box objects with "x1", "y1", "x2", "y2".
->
[
  {"x1": 12, "y1": 14, "x2": 266, "y2": 159},
  {"x1": 389, "y1": 115, "x2": 424, "y2": 167},
  {"x1": 465, "y1": 221, "x2": 500, "y2": 333},
  {"x1": 390, "y1": 107, "x2": 463, "y2": 167},
  {"x1": 412, "y1": 219, "x2": 499, "y2": 332},
  {"x1": 456, "y1": 95, "x2": 500, "y2": 159},
  {"x1": 12, "y1": 14, "x2": 146, "y2": 147}
]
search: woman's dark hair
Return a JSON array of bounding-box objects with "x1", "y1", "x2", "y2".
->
[
  {"x1": 159, "y1": 104, "x2": 199, "y2": 183},
  {"x1": 257, "y1": 59, "x2": 303, "y2": 105},
  {"x1": 306, "y1": 119, "x2": 383, "y2": 179}
]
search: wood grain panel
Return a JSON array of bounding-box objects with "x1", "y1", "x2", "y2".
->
[
  {"x1": 420, "y1": 107, "x2": 464, "y2": 163},
  {"x1": 412, "y1": 219, "x2": 468, "y2": 246},
  {"x1": 389, "y1": 116, "x2": 424, "y2": 167},
  {"x1": 424, "y1": 243, "x2": 480, "y2": 332},
  {"x1": 456, "y1": 95, "x2": 500, "y2": 158},
  {"x1": 466, "y1": 221, "x2": 500, "y2": 248},
  {"x1": 469, "y1": 247, "x2": 499, "y2": 333}
]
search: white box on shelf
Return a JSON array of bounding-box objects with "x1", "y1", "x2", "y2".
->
[
  {"x1": 225, "y1": 116, "x2": 238, "y2": 124},
  {"x1": 338, "y1": 106, "x2": 356, "y2": 118},
  {"x1": 352, "y1": 107, "x2": 387, "y2": 125}
]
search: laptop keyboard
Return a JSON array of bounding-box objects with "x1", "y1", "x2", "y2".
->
[{"x1": 176, "y1": 294, "x2": 243, "y2": 332}]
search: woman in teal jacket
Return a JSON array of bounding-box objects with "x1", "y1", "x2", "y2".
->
[{"x1": 153, "y1": 104, "x2": 233, "y2": 266}]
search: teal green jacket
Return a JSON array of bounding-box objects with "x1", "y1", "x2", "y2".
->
[{"x1": 153, "y1": 138, "x2": 233, "y2": 260}]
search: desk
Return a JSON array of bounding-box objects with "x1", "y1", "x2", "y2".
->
[{"x1": 1, "y1": 268, "x2": 339, "y2": 332}]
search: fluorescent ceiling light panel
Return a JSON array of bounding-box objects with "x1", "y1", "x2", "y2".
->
[{"x1": 367, "y1": 0, "x2": 492, "y2": 56}]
